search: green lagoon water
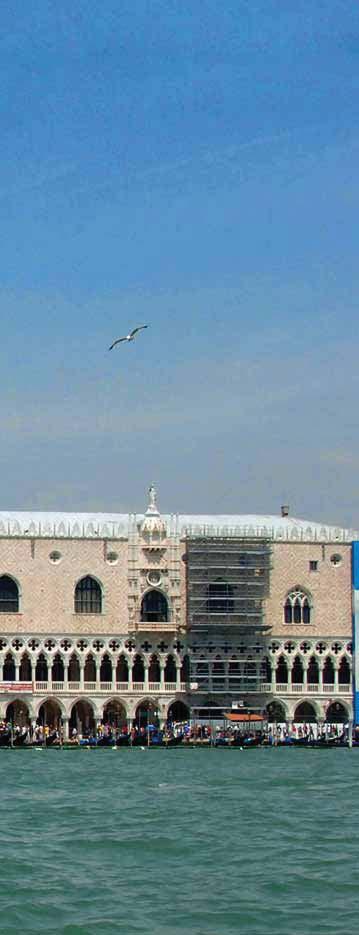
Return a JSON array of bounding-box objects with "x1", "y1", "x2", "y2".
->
[{"x1": 0, "y1": 747, "x2": 357, "y2": 935}]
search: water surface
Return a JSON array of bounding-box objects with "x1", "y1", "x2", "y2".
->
[{"x1": 0, "y1": 747, "x2": 357, "y2": 934}]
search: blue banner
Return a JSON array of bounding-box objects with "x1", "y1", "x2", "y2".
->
[{"x1": 352, "y1": 542, "x2": 359, "y2": 724}]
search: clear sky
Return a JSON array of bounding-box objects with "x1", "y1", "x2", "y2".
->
[{"x1": 1, "y1": 0, "x2": 359, "y2": 526}]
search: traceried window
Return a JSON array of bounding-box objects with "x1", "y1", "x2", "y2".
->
[
  {"x1": 74, "y1": 576, "x2": 102, "y2": 614},
  {"x1": 284, "y1": 588, "x2": 311, "y2": 625},
  {"x1": 0, "y1": 576, "x2": 19, "y2": 613},
  {"x1": 140, "y1": 589, "x2": 168, "y2": 622}
]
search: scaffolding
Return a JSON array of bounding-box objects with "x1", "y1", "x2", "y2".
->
[{"x1": 186, "y1": 536, "x2": 271, "y2": 637}]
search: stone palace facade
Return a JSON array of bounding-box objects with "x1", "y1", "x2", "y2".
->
[{"x1": 0, "y1": 487, "x2": 355, "y2": 735}]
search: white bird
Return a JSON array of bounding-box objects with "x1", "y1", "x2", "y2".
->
[{"x1": 109, "y1": 325, "x2": 148, "y2": 350}]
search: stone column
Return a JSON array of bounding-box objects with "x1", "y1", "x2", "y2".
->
[
  {"x1": 15, "y1": 661, "x2": 20, "y2": 682},
  {"x1": 287, "y1": 663, "x2": 292, "y2": 691},
  {"x1": 175, "y1": 660, "x2": 181, "y2": 691},
  {"x1": 144, "y1": 663, "x2": 149, "y2": 690},
  {"x1": 62, "y1": 716, "x2": 69, "y2": 740},
  {"x1": 111, "y1": 658, "x2": 116, "y2": 692},
  {"x1": 80, "y1": 661, "x2": 85, "y2": 691},
  {"x1": 270, "y1": 661, "x2": 276, "y2": 693},
  {"x1": 303, "y1": 663, "x2": 308, "y2": 690},
  {"x1": 31, "y1": 659, "x2": 36, "y2": 687},
  {"x1": 95, "y1": 659, "x2": 101, "y2": 692},
  {"x1": 128, "y1": 659, "x2": 133, "y2": 691},
  {"x1": 334, "y1": 663, "x2": 339, "y2": 694},
  {"x1": 47, "y1": 659, "x2": 52, "y2": 692},
  {"x1": 318, "y1": 662, "x2": 324, "y2": 693},
  {"x1": 0, "y1": 659, "x2": 3, "y2": 682},
  {"x1": 160, "y1": 661, "x2": 165, "y2": 691},
  {"x1": 64, "y1": 661, "x2": 69, "y2": 691}
]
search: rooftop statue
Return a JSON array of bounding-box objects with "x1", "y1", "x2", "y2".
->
[{"x1": 147, "y1": 483, "x2": 158, "y2": 514}]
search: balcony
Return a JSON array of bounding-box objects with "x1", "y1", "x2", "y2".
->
[
  {"x1": 33, "y1": 681, "x2": 187, "y2": 694},
  {"x1": 136, "y1": 621, "x2": 176, "y2": 632}
]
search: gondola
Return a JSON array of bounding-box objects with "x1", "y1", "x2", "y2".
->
[
  {"x1": 97, "y1": 734, "x2": 115, "y2": 747},
  {"x1": 162, "y1": 735, "x2": 184, "y2": 747},
  {"x1": 0, "y1": 730, "x2": 11, "y2": 747},
  {"x1": 116, "y1": 733, "x2": 130, "y2": 746},
  {"x1": 13, "y1": 731, "x2": 28, "y2": 746}
]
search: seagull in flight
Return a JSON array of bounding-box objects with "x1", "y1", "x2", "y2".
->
[{"x1": 109, "y1": 325, "x2": 148, "y2": 350}]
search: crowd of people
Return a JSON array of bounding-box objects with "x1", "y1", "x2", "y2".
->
[{"x1": 0, "y1": 718, "x2": 351, "y2": 747}]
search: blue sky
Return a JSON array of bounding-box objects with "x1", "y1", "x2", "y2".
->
[{"x1": 1, "y1": 0, "x2": 359, "y2": 525}]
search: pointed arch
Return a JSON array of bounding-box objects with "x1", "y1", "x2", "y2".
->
[
  {"x1": 0, "y1": 575, "x2": 19, "y2": 613},
  {"x1": 326, "y1": 701, "x2": 349, "y2": 723},
  {"x1": 284, "y1": 588, "x2": 312, "y2": 625},
  {"x1": 292, "y1": 655, "x2": 304, "y2": 684},
  {"x1": 100, "y1": 653, "x2": 112, "y2": 681},
  {"x1": 164, "y1": 654, "x2": 176, "y2": 682},
  {"x1": 132, "y1": 654, "x2": 145, "y2": 682},
  {"x1": 84, "y1": 653, "x2": 96, "y2": 682},
  {"x1": 275, "y1": 655, "x2": 288, "y2": 684},
  {"x1": 266, "y1": 699, "x2": 287, "y2": 722},
  {"x1": 116, "y1": 654, "x2": 129, "y2": 683},
  {"x1": 307, "y1": 656, "x2": 319, "y2": 684},
  {"x1": 323, "y1": 657, "x2": 335, "y2": 685},
  {"x1": 294, "y1": 701, "x2": 317, "y2": 723},
  {"x1": 35, "y1": 653, "x2": 48, "y2": 681},
  {"x1": 3, "y1": 652, "x2": 15, "y2": 680},
  {"x1": 338, "y1": 657, "x2": 350, "y2": 684},
  {"x1": 19, "y1": 652, "x2": 32, "y2": 681},
  {"x1": 68, "y1": 653, "x2": 81, "y2": 683},
  {"x1": 74, "y1": 576, "x2": 102, "y2": 614},
  {"x1": 140, "y1": 589, "x2": 168, "y2": 622},
  {"x1": 148, "y1": 654, "x2": 160, "y2": 682},
  {"x1": 51, "y1": 653, "x2": 64, "y2": 681}
]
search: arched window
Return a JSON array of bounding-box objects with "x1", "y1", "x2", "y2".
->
[
  {"x1": 116, "y1": 655, "x2": 129, "y2": 683},
  {"x1": 35, "y1": 653, "x2": 48, "y2": 681},
  {"x1": 307, "y1": 656, "x2": 319, "y2": 684},
  {"x1": 339, "y1": 657, "x2": 350, "y2": 685},
  {"x1": 323, "y1": 657, "x2": 334, "y2": 685},
  {"x1": 20, "y1": 653, "x2": 31, "y2": 681},
  {"x1": 140, "y1": 590, "x2": 168, "y2": 622},
  {"x1": 148, "y1": 654, "x2": 160, "y2": 682},
  {"x1": 3, "y1": 653, "x2": 15, "y2": 680},
  {"x1": 164, "y1": 654, "x2": 176, "y2": 682},
  {"x1": 0, "y1": 576, "x2": 19, "y2": 613},
  {"x1": 74, "y1": 576, "x2": 102, "y2": 614},
  {"x1": 100, "y1": 654, "x2": 112, "y2": 681},
  {"x1": 180, "y1": 654, "x2": 190, "y2": 682},
  {"x1": 276, "y1": 655, "x2": 288, "y2": 684},
  {"x1": 292, "y1": 655, "x2": 304, "y2": 684},
  {"x1": 68, "y1": 654, "x2": 81, "y2": 682},
  {"x1": 132, "y1": 654, "x2": 144, "y2": 682},
  {"x1": 52, "y1": 654, "x2": 64, "y2": 681},
  {"x1": 84, "y1": 654, "x2": 96, "y2": 682},
  {"x1": 284, "y1": 589, "x2": 311, "y2": 625},
  {"x1": 207, "y1": 578, "x2": 234, "y2": 614}
]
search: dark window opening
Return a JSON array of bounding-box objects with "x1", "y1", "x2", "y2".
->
[
  {"x1": 0, "y1": 576, "x2": 19, "y2": 613},
  {"x1": 140, "y1": 590, "x2": 168, "y2": 622},
  {"x1": 75, "y1": 576, "x2": 102, "y2": 614}
]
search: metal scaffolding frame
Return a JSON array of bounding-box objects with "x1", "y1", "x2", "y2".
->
[
  {"x1": 186, "y1": 536, "x2": 271, "y2": 634},
  {"x1": 186, "y1": 536, "x2": 272, "y2": 697}
]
